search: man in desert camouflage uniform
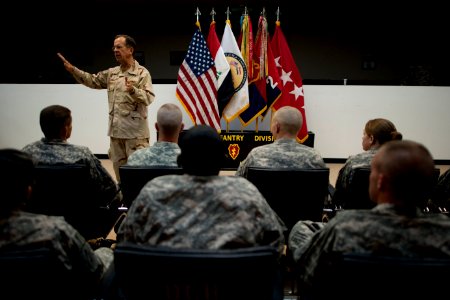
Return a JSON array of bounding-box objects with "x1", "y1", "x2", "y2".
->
[
  {"x1": 57, "y1": 34, "x2": 155, "y2": 182},
  {"x1": 22, "y1": 105, "x2": 121, "y2": 209},
  {"x1": 127, "y1": 103, "x2": 183, "y2": 167},
  {"x1": 117, "y1": 125, "x2": 286, "y2": 255},
  {"x1": 289, "y1": 140, "x2": 450, "y2": 290},
  {"x1": 332, "y1": 118, "x2": 402, "y2": 208},
  {"x1": 235, "y1": 106, "x2": 326, "y2": 178},
  {"x1": 0, "y1": 149, "x2": 113, "y2": 298}
]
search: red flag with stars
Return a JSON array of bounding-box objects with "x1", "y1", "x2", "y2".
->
[{"x1": 271, "y1": 21, "x2": 308, "y2": 142}]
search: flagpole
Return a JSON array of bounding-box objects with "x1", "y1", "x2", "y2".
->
[
  {"x1": 195, "y1": 7, "x2": 201, "y2": 29},
  {"x1": 241, "y1": 1, "x2": 244, "y2": 145},
  {"x1": 210, "y1": 7, "x2": 216, "y2": 22},
  {"x1": 240, "y1": 6, "x2": 247, "y2": 136}
]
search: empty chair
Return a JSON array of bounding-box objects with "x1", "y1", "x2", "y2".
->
[
  {"x1": 26, "y1": 164, "x2": 120, "y2": 240},
  {"x1": 118, "y1": 165, "x2": 184, "y2": 207},
  {"x1": 109, "y1": 242, "x2": 283, "y2": 300},
  {"x1": 246, "y1": 167, "x2": 330, "y2": 238},
  {"x1": 298, "y1": 252, "x2": 450, "y2": 300}
]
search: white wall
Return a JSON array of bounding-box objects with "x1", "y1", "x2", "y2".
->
[{"x1": 1, "y1": 84, "x2": 449, "y2": 160}]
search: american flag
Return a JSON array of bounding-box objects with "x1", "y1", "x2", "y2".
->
[{"x1": 176, "y1": 27, "x2": 221, "y2": 131}]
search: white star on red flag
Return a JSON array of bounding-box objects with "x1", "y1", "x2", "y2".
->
[{"x1": 271, "y1": 21, "x2": 309, "y2": 142}]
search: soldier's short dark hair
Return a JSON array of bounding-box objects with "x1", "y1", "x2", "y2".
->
[
  {"x1": 178, "y1": 125, "x2": 225, "y2": 176},
  {"x1": 39, "y1": 105, "x2": 71, "y2": 139}
]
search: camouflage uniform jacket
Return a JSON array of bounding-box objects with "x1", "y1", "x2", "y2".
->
[
  {"x1": 0, "y1": 210, "x2": 111, "y2": 282},
  {"x1": 126, "y1": 141, "x2": 181, "y2": 167},
  {"x1": 22, "y1": 138, "x2": 121, "y2": 206},
  {"x1": 117, "y1": 174, "x2": 286, "y2": 254},
  {"x1": 72, "y1": 60, "x2": 155, "y2": 139},
  {"x1": 235, "y1": 138, "x2": 327, "y2": 177},
  {"x1": 295, "y1": 203, "x2": 450, "y2": 288}
]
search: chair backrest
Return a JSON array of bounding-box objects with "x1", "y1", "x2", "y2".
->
[
  {"x1": 112, "y1": 243, "x2": 283, "y2": 300},
  {"x1": 299, "y1": 252, "x2": 450, "y2": 300},
  {"x1": 27, "y1": 164, "x2": 117, "y2": 239},
  {"x1": 333, "y1": 167, "x2": 373, "y2": 210},
  {"x1": 246, "y1": 167, "x2": 329, "y2": 237},
  {"x1": 424, "y1": 168, "x2": 444, "y2": 213},
  {"x1": 334, "y1": 167, "x2": 441, "y2": 211},
  {"x1": 29, "y1": 164, "x2": 91, "y2": 214},
  {"x1": 430, "y1": 168, "x2": 450, "y2": 214},
  {"x1": 119, "y1": 165, "x2": 184, "y2": 207},
  {"x1": 348, "y1": 167, "x2": 373, "y2": 209},
  {"x1": 0, "y1": 246, "x2": 97, "y2": 300}
]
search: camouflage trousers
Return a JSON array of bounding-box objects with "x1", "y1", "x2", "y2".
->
[{"x1": 288, "y1": 220, "x2": 326, "y2": 262}]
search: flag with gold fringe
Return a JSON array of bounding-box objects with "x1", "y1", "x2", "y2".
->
[
  {"x1": 220, "y1": 19, "x2": 250, "y2": 123},
  {"x1": 207, "y1": 20, "x2": 234, "y2": 119},
  {"x1": 176, "y1": 22, "x2": 221, "y2": 132},
  {"x1": 271, "y1": 20, "x2": 308, "y2": 142},
  {"x1": 238, "y1": 13, "x2": 254, "y2": 83},
  {"x1": 239, "y1": 14, "x2": 282, "y2": 126}
]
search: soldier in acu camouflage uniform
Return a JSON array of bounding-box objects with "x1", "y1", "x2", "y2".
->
[
  {"x1": 127, "y1": 103, "x2": 184, "y2": 167},
  {"x1": 0, "y1": 149, "x2": 113, "y2": 297},
  {"x1": 235, "y1": 106, "x2": 326, "y2": 178},
  {"x1": 57, "y1": 34, "x2": 155, "y2": 182},
  {"x1": 289, "y1": 140, "x2": 450, "y2": 290},
  {"x1": 22, "y1": 105, "x2": 122, "y2": 209},
  {"x1": 117, "y1": 125, "x2": 286, "y2": 255},
  {"x1": 332, "y1": 118, "x2": 402, "y2": 208}
]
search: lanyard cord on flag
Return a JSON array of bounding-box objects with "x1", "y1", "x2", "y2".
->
[{"x1": 256, "y1": 16, "x2": 268, "y2": 80}]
